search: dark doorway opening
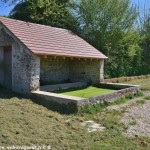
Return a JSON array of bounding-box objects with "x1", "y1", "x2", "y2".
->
[{"x1": 3, "y1": 46, "x2": 12, "y2": 89}]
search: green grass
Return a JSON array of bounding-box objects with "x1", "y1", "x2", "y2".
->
[
  {"x1": 55, "y1": 86, "x2": 115, "y2": 98},
  {"x1": 128, "y1": 121, "x2": 137, "y2": 126},
  {"x1": 78, "y1": 92, "x2": 143, "y2": 114},
  {"x1": 136, "y1": 100, "x2": 145, "y2": 105},
  {"x1": 122, "y1": 78, "x2": 150, "y2": 90},
  {"x1": 0, "y1": 86, "x2": 150, "y2": 149},
  {"x1": 144, "y1": 96, "x2": 150, "y2": 100},
  {"x1": 78, "y1": 101, "x2": 123, "y2": 114}
]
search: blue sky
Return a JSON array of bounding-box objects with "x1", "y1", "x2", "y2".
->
[
  {"x1": 0, "y1": 2, "x2": 14, "y2": 16},
  {"x1": 0, "y1": 0, "x2": 150, "y2": 16}
]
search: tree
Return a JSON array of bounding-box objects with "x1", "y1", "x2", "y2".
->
[
  {"x1": 74, "y1": 0, "x2": 142, "y2": 77},
  {"x1": 140, "y1": 16, "x2": 150, "y2": 73},
  {"x1": 9, "y1": 0, "x2": 79, "y2": 32},
  {"x1": 9, "y1": 1, "x2": 32, "y2": 21},
  {"x1": 136, "y1": 0, "x2": 150, "y2": 74},
  {"x1": 1, "y1": 0, "x2": 147, "y2": 77}
]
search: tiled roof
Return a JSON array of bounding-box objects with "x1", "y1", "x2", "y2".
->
[{"x1": 0, "y1": 17, "x2": 107, "y2": 59}]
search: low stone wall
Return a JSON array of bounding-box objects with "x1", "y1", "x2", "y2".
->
[
  {"x1": 31, "y1": 83, "x2": 140, "y2": 113},
  {"x1": 98, "y1": 82, "x2": 139, "y2": 89},
  {"x1": 31, "y1": 91, "x2": 83, "y2": 114},
  {"x1": 78, "y1": 85, "x2": 140, "y2": 106}
]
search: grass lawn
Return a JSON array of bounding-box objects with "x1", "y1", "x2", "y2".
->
[
  {"x1": 54, "y1": 86, "x2": 115, "y2": 98},
  {"x1": 0, "y1": 86, "x2": 150, "y2": 149},
  {"x1": 122, "y1": 78, "x2": 150, "y2": 90},
  {"x1": 0, "y1": 77, "x2": 150, "y2": 150}
]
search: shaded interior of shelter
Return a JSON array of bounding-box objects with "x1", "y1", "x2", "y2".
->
[{"x1": 40, "y1": 56, "x2": 102, "y2": 87}]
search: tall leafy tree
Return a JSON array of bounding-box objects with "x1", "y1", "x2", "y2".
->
[
  {"x1": 140, "y1": 16, "x2": 150, "y2": 73},
  {"x1": 74, "y1": 0, "x2": 142, "y2": 77},
  {"x1": 9, "y1": 0, "x2": 79, "y2": 32},
  {"x1": 1, "y1": 0, "x2": 147, "y2": 77}
]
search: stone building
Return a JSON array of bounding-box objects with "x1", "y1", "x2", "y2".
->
[{"x1": 0, "y1": 17, "x2": 107, "y2": 93}]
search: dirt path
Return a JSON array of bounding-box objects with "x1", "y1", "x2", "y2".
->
[
  {"x1": 107, "y1": 91, "x2": 150, "y2": 137},
  {"x1": 121, "y1": 100, "x2": 150, "y2": 137}
]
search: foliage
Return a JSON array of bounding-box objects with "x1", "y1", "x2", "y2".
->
[
  {"x1": 140, "y1": 16, "x2": 150, "y2": 74},
  {"x1": 78, "y1": 91, "x2": 143, "y2": 114},
  {"x1": 136, "y1": 100, "x2": 145, "y2": 105},
  {"x1": 73, "y1": 0, "x2": 144, "y2": 77},
  {"x1": 9, "y1": 1, "x2": 32, "y2": 22},
  {"x1": 9, "y1": 0, "x2": 79, "y2": 33},
  {"x1": 1, "y1": 0, "x2": 150, "y2": 77},
  {"x1": 144, "y1": 96, "x2": 150, "y2": 100}
]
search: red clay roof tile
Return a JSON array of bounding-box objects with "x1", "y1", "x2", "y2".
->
[{"x1": 0, "y1": 17, "x2": 107, "y2": 59}]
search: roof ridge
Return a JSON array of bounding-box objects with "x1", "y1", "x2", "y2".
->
[
  {"x1": 0, "y1": 16, "x2": 71, "y2": 32},
  {"x1": 0, "y1": 17, "x2": 108, "y2": 59}
]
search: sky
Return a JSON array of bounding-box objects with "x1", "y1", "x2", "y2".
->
[
  {"x1": 0, "y1": 2, "x2": 14, "y2": 16},
  {"x1": 0, "y1": 0, "x2": 150, "y2": 16}
]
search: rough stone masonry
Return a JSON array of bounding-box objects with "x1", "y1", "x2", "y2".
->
[
  {"x1": 0, "y1": 27, "x2": 104, "y2": 93},
  {"x1": 0, "y1": 28, "x2": 40, "y2": 93},
  {"x1": 40, "y1": 56, "x2": 104, "y2": 85}
]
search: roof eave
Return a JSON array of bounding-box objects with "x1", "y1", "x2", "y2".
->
[{"x1": 36, "y1": 53, "x2": 108, "y2": 60}]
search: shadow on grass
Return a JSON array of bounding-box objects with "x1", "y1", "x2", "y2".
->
[
  {"x1": 0, "y1": 86, "x2": 30, "y2": 100},
  {"x1": 0, "y1": 86, "x2": 143, "y2": 115},
  {"x1": 53, "y1": 85, "x2": 116, "y2": 94},
  {"x1": 0, "y1": 86, "x2": 77, "y2": 114},
  {"x1": 0, "y1": 86, "x2": 18, "y2": 99},
  {"x1": 53, "y1": 86, "x2": 88, "y2": 93}
]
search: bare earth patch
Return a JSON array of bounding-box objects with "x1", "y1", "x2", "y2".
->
[
  {"x1": 107, "y1": 91, "x2": 150, "y2": 137},
  {"x1": 121, "y1": 100, "x2": 150, "y2": 137},
  {"x1": 107, "y1": 91, "x2": 150, "y2": 111}
]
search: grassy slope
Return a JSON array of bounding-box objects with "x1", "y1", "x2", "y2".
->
[
  {"x1": 55, "y1": 86, "x2": 115, "y2": 98},
  {"x1": 122, "y1": 78, "x2": 150, "y2": 90},
  {"x1": 0, "y1": 86, "x2": 150, "y2": 149}
]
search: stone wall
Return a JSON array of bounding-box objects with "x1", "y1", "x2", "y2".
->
[
  {"x1": 31, "y1": 84, "x2": 140, "y2": 113},
  {"x1": 40, "y1": 57, "x2": 70, "y2": 84},
  {"x1": 100, "y1": 60, "x2": 104, "y2": 82},
  {"x1": 0, "y1": 27, "x2": 40, "y2": 93},
  {"x1": 69, "y1": 59, "x2": 103, "y2": 84},
  {"x1": 0, "y1": 28, "x2": 14, "y2": 46},
  {"x1": 12, "y1": 42, "x2": 40, "y2": 93},
  {"x1": 40, "y1": 56, "x2": 104, "y2": 85},
  {"x1": 78, "y1": 85, "x2": 140, "y2": 106},
  {"x1": 0, "y1": 26, "x2": 104, "y2": 93}
]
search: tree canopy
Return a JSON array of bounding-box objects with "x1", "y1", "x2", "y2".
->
[
  {"x1": 74, "y1": 0, "x2": 144, "y2": 77},
  {"x1": 9, "y1": 0, "x2": 79, "y2": 32},
  {"x1": 140, "y1": 15, "x2": 150, "y2": 73}
]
